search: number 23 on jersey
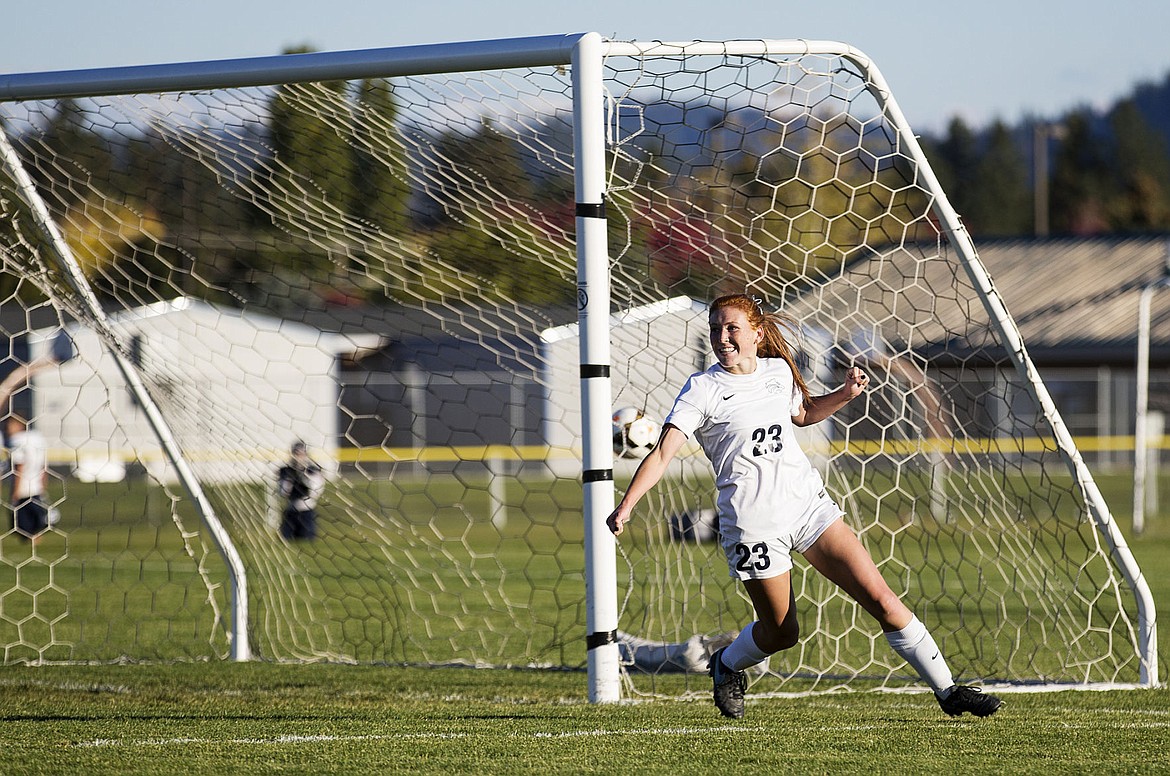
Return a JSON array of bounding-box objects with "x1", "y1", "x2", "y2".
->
[{"x1": 750, "y1": 424, "x2": 783, "y2": 457}]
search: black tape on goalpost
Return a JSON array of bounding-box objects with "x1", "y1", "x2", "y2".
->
[{"x1": 586, "y1": 630, "x2": 617, "y2": 650}]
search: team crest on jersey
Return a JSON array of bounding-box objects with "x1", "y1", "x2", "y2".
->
[{"x1": 765, "y1": 379, "x2": 785, "y2": 395}]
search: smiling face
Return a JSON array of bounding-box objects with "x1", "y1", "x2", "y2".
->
[{"x1": 709, "y1": 305, "x2": 762, "y2": 374}]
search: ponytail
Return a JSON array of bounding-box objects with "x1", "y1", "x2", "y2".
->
[{"x1": 709, "y1": 294, "x2": 811, "y2": 407}]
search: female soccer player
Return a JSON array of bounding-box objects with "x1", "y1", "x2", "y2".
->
[{"x1": 606, "y1": 293, "x2": 1001, "y2": 720}]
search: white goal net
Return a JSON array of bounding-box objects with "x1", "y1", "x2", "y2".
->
[{"x1": 0, "y1": 35, "x2": 1156, "y2": 697}]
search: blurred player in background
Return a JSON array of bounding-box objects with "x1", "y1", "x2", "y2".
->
[
  {"x1": 0, "y1": 330, "x2": 73, "y2": 543},
  {"x1": 277, "y1": 440, "x2": 324, "y2": 541},
  {"x1": 6, "y1": 415, "x2": 50, "y2": 542},
  {"x1": 606, "y1": 293, "x2": 1001, "y2": 720}
]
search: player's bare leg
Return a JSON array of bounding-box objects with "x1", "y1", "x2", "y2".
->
[
  {"x1": 708, "y1": 574, "x2": 798, "y2": 718},
  {"x1": 803, "y1": 519, "x2": 1002, "y2": 717}
]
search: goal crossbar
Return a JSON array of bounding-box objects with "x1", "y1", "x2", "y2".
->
[{"x1": 0, "y1": 37, "x2": 867, "y2": 102}]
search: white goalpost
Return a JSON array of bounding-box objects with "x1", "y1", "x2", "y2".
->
[{"x1": 0, "y1": 33, "x2": 1157, "y2": 700}]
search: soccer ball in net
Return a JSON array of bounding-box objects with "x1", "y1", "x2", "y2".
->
[{"x1": 612, "y1": 407, "x2": 661, "y2": 459}]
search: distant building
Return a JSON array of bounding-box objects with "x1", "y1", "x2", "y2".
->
[
  {"x1": 785, "y1": 234, "x2": 1170, "y2": 469},
  {"x1": 982, "y1": 235, "x2": 1170, "y2": 468},
  {"x1": 22, "y1": 297, "x2": 377, "y2": 483}
]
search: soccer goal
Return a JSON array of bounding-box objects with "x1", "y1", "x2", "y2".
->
[{"x1": 0, "y1": 34, "x2": 1157, "y2": 701}]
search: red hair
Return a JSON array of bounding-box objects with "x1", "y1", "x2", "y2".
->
[{"x1": 710, "y1": 294, "x2": 811, "y2": 407}]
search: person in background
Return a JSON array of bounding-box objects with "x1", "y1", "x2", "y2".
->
[
  {"x1": 6, "y1": 415, "x2": 50, "y2": 542},
  {"x1": 277, "y1": 440, "x2": 324, "y2": 541}
]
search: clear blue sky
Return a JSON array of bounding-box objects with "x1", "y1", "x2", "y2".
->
[{"x1": 2, "y1": 0, "x2": 1167, "y2": 135}]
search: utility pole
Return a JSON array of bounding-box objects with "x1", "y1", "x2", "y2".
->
[{"x1": 1033, "y1": 122, "x2": 1065, "y2": 237}]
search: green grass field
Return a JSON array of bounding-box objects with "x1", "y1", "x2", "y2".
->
[
  {"x1": 1, "y1": 655, "x2": 1168, "y2": 774},
  {"x1": 0, "y1": 469, "x2": 1168, "y2": 773}
]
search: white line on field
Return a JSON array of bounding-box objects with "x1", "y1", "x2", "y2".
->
[
  {"x1": 1050, "y1": 707, "x2": 1170, "y2": 717},
  {"x1": 531, "y1": 725, "x2": 762, "y2": 739},
  {"x1": 1059, "y1": 721, "x2": 1170, "y2": 730},
  {"x1": 75, "y1": 725, "x2": 763, "y2": 749}
]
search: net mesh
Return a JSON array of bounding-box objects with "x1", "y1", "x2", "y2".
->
[{"x1": 0, "y1": 43, "x2": 1145, "y2": 693}]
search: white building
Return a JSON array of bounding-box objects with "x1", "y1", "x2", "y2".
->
[{"x1": 28, "y1": 297, "x2": 378, "y2": 484}]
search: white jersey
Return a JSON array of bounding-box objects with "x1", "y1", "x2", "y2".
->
[
  {"x1": 8, "y1": 429, "x2": 47, "y2": 499},
  {"x1": 665, "y1": 358, "x2": 833, "y2": 548}
]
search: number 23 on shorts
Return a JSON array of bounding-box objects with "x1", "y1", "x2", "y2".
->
[{"x1": 734, "y1": 541, "x2": 772, "y2": 572}]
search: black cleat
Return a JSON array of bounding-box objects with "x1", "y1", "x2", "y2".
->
[
  {"x1": 708, "y1": 647, "x2": 748, "y2": 719},
  {"x1": 937, "y1": 684, "x2": 1003, "y2": 718}
]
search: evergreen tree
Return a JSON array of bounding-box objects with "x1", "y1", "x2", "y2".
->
[
  {"x1": 0, "y1": 114, "x2": 34, "y2": 303},
  {"x1": 965, "y1": 121, "x2": 1031, "y2": 236},
  {"x1": 1108, "y1": 99, "x2": 1170, "y2": 229},
  {"x1": 352, "y1": 78, "x2": 411, "y2": 237},
  {"x1": 422, "y1": 119, "x2": 569, "y2": 304},
  {"x1": 268, "y1": 46, "x2": 356, "y2": 219},
  {"x1": 1050, "y1": 111, "x2": 1112, "y2": 234},
  {"x1": 39, "y1": 98, "x2": 114, "y2": 204},
  {"x1": 934, "y1": 117, "x2": 981, "y2": 219},
  {"x1": 257, "y1": 47, "x2": 362, "y2": 309},
  {"x1": 919, "y1": 136, "x2": 954, "y2": 200}
]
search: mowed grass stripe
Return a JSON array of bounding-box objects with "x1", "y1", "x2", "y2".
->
[{"x1": 75, "y1": 725, "x2": 764, "y2": 748}]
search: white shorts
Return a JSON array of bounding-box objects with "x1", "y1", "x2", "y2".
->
[{"x1": 721, "y1": 493, "x2": 844, "y2": 580}]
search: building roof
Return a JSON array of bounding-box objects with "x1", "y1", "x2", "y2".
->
[
  {"x1": 302, "y1": 302, "x2": 574, "y2": 379},
  {"x1": 784, "y1": 234, "x2": 1170, "y2": 368},
  {"x1": 974, "y1": 235, "x2": 1170, "y2": 365}
]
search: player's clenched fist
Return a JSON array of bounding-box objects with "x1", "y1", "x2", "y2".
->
[
  {"x1": 844, "y1": 366, "x2": 869, "y2": 397},
  {"x1": 606, "y1": 507, "x2": 630, "y2": 536}
]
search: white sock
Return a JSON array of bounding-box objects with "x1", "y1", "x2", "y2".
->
[
  {"x1": 884, "y1": 616, "x2": 955, "y2": 695},
  {"x1": 721, "y1": 621, "x2": 771, "y2": 671}
]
